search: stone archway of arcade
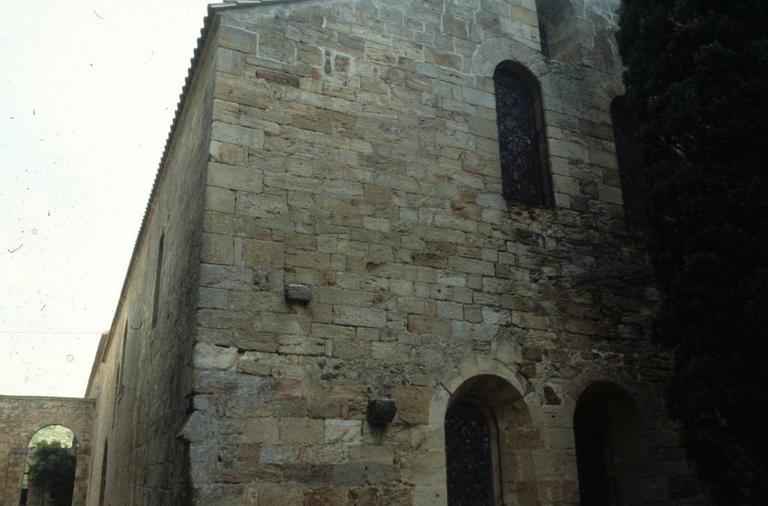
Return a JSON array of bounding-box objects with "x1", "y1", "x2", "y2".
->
[{"x1": 0, "y1": 396, "x2": 95, "y2": 506}]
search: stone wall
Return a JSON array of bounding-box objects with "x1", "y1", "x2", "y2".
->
[
  {"x1": 0, "y1": 395, "x2": 94, "y2": 506},
  {"x1": 185, "y1": 0, "x2": 706, "y2": 504},
  {"x1": 0, "y1": 1, "x2": 709, "y2": 504},
  {"x1": 82, "y1": 17, "x2": 219, "y2": 506}
]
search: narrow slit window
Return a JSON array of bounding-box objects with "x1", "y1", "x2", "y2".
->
[
  {"x1": 493, "y1": 61, "x2": 552, "y2": 206},
  {"x1": 152, "y1": 233, "x2": 164, "y2": 327},
  {"x1": 611, "y1": 97, "x2": 645, "y2": 225},
  {"x1": 112, "y1": 361, "x2": 120, "y2": 428},
  {"x1": 118, "y1": 319, "x2": 128, "y2": 399}
]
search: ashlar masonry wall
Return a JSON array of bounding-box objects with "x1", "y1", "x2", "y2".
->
[
  {"x1": 184, "y1": 0, "x2": 705, "y2": 504},
  {"x1": 0, "y1": 396, "x2": 94, "y2": 506},
  {"x1": 82, "y1": 18, "x2": 219, "y2": 506}
]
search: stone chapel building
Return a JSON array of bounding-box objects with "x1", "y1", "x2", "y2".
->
[{"x1": 1, "y1": 0, "x2": 710, "y2": 504}]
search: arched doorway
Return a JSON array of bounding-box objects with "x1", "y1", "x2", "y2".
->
[
  {"x1": 20, "y1": 425, "x2": 78, "y2": 506},
  {"x1": 444, "y1": 375, "x2": 538, "y2": 505},
  {"x1": 574, "y1": 382, "x2": 647, "y2": 505}
]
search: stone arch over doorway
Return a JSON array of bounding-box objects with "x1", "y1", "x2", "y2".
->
[
  {"x1": 446, "y1": 375, "x2": 540, "y2": 505},
  {"x1": 0, "y1": 396, "x2": 94, "y2": 506},
  {"x1": 566, "y1": 374, "x2": 707, "y2": 503},
  {"x1": 422, "y1": 359, "x2": 544, "y2": 505}
]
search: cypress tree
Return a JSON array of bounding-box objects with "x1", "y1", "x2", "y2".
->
[{"x1": 617, "y1": 1, "x2": 768, "y2": 503}]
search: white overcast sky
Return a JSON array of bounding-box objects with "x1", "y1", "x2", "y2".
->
[{"x1": 0, "y1": 0, "x2": 213, "y2": 397}]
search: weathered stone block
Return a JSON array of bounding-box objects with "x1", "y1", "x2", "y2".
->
[
  {"x1": 243, "y1": 239, "x2": 284, "y2": 269},
  {"x1": 205, "y1": 186, "x2": 235, "y2": 213},
  {"x1": 392, "y1": 386, "x2": 432, "y2": 425},
  {"x1": 219, "y1": 25, "x2": 259, "y2": 54},
  {"x1": 211, "y1": 121, "x2": 264, "y2": 151},
  {"x1": 194, "y1": 342, "x2": 237, "y2": 370},
  {"x1": 333, "y1": 305, "x2": 387, "y2": 328},
  {"x1": 325, "y1": 419, "x2": 363, "y2": 444},
  {"x1": 201, "y1": 232, "x2": 234, "y2": 265},
  {"x1": 279, "y1": 418, "x2": 325, "y2": 444},
  {"x1": 304, "y1": 487, "x2": 349, "y2": 506},
  {"x1": 207, "y1": 162, "x2": 263, "y2": 193}
]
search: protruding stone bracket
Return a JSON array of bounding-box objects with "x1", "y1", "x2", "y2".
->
[
  {"x1": 285, "y1": 283, "x2": 312, "y2": 305},
  {"x1": 367, "y1": 398, "x2": 396, "y2": 426}
]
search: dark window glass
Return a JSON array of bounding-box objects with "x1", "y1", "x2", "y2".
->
[
  {"x1": 611, "y1": 97, "x2": 645, "y2": 225},
  {"x1": 493, "y1": 62, "x2": 551, "y2": 206},
  {"x1": 574, "y1": 402, "x2": 618, "y2": 506},
  {"x1": 445, "y1": 401, "x2": 494, "y2": 506}
]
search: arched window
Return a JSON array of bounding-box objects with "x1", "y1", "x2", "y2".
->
[
  {"x1": 611, "y1": 97, "x2": 644, "y2": 225},
  {"x1": 493, "y1": 61, "x2": 552, "y2": 206}
]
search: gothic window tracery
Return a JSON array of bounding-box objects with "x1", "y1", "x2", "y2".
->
[{"x1": 493, "y1": 61, "x2": 552, "y2": 206}]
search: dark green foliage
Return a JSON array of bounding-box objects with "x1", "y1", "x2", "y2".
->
[
  {"x1": 28, "y1": 441, "x2": 76, "y2": 506},
  {"x1": 617, "y1": 0, "x2": 768, "y2": 503}
]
